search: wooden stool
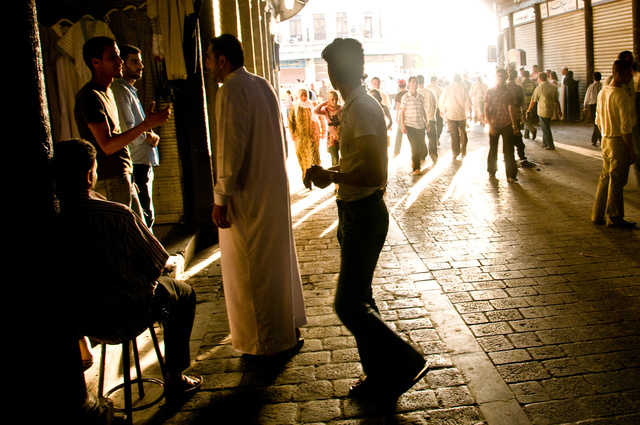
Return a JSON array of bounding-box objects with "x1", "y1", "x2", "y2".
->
[{"x1": 97, "y1": 326, "x2": 167, "y2": 424}]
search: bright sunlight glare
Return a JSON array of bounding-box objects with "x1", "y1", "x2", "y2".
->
[{"x1": 390, "y1": 0, "x2": 498, "y2": 77}]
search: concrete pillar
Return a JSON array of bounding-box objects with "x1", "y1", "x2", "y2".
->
[
  {"x1": 251, "y1": 0, "x2": 265, "y2": 77},
  {"x1": 219, "y1": 0, "x2": 240, "y2": 36},
  {"x1": 633, "y1": 0, "x2": 640, "y2": 63},
  {"x1": 237, "y1": 0, "x2": 256, "y2": 73},
  {"x1": 534, "y1": 3, "x2": 544, "y2": 70},
  {"x1": 584, "y1": 0, "x2": 595, "y2": 83}
]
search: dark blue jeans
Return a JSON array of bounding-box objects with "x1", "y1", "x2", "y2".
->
[
  {"x1": 539, "y1": 116, "x2": 555, "y2": 149},
  {"x1": 488, "y1": 124, "x2": 518, "y2": 179},
  {"x1": 335, "y1": 193, "x2": 425, "y2": 384},
  {"x1": 405, "y1": 125, "x2": 427, "y2": 171}
]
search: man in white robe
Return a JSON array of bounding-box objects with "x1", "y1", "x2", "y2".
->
[{"x1": 206, "y1": 34, "x2": 307, "y2": 357}]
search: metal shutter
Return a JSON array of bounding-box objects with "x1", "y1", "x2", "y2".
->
[
  {"x1": 593, "y1": 0, "x2": 633, "y2": 79},
  {"x1": 514, "y1": 22, "x2": 537, "y2": 68},
  {"x1": 153, "y1": 101, "x2": 185, "y2": 225},
  {"x1": 542, "y1": 10, "x2": 587, "y2": 107}
]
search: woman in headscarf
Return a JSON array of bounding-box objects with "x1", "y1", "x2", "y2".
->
[
  {"x1": 314, "y1": 90, "x2": 343, "y2": 166},
  {"x1": 288, "y1": 88, "x2": 322, "y2": 180}
]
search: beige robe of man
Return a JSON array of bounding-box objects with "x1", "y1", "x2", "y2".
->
[{"x1": 214, "y1": 67, "x2": 307, "y2": 355}]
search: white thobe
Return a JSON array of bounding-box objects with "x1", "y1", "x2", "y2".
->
[{"x1": 214, "y1": 67, "x2": 307, "y2": 355}]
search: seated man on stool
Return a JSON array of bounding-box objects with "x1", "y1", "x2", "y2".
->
[{"x1": 52, "y1": 138, "x2": 202, "y2": 402}]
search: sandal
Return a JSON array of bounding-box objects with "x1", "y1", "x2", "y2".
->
[{"x1": 166, "y1": 374, "x2": 203, "y2": 403}]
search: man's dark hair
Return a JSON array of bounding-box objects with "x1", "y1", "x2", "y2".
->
[
  {"x1": 594, "y1": 72, "x2": 601, "y2": 81},
  {"x1": 618, "y1": 50, "x2": 633, "y2": 61},
  {"x1": 53, "y1": 139, "x2": 97, "y2": 193},
  {"x1": 431, "y1": 76, "x2": 438, "y2": 83},
  {"x1": 538, "y1": 72, "x2": 548, "y2": 81},
  {"x1": 613, "y1": 59, "x2": 632, "y2": 75},
  {"x1": 417, "y1": 75, "x2": 425, "y2": 85},
  {"x1": 508, "y1": 69, "x2": 517, "y2": 81},
  {"x1": 523, "y1": 70, "x2": 530, "y2": 78},
  {"x1": 321, "y1": 38, "x2": 366, "y2": 84},
  {"x1": 209, "y1": 34, "x2": 245, "y2": 68},
  {"x1": 453, "y1": 74, "x2": 462, "y2": 83},
  {"x1": 82, "y1": 36, "x2": 117, "y2": 72},
  {"x1": 369, "y1": 88, "x2": 382, "y2": 103},
  {"x1": 119, "y1": 44, "x2": 141, "y2": 61}
]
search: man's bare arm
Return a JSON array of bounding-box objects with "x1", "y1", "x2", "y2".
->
[{"x1": 88, "y1": 102, "x2": 170, "y2": 155}]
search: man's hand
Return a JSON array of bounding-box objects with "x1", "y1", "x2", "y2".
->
[
  {"x1": 144, "y1": 102, "x2": 171, "y2": 130},
  {"x1": 212, "y1": 204, "x2": 231, "y2": 229},
  {"x1": 304, "y1": 165, "x2": 332, "y2": 189},
  {"x1": 146, "y1": 131, "x2": 160, "y2": 147}
]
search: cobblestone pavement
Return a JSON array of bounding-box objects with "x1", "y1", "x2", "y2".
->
[{"x1": 92, "y1": 121, "x2": 639, "y2": 425}]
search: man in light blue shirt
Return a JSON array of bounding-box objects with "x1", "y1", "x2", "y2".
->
[{"x1": 111, "y1": 44, "x2": 160, "y2": 228}]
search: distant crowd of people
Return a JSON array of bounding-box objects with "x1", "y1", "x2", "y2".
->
[{"x1": 282, "y1": 50, "x2": 638, "y2": 229}]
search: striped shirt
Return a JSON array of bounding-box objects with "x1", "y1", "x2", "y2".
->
[
  {"x1": 56, "y1": 193, "x2": 169, "y2": 344},
  {"x1": 401, "y1": 91, "x2": 427, "y2": 129}
]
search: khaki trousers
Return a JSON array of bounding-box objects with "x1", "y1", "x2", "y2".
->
[{"x1": 592, "y1": 136, "x2": 632, "y2": 224}]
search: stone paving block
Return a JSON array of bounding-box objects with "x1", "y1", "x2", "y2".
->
[
  {"x1": 469, "y1": 321, "x2": 514, "y2": 337},
  {"x1": 477, "y1": 335, "x2": 515, "y2": 352},
  {"x1": 540, "y1": 376, "x2": 596, "y2": 399},
  {"x1": 436, "y1": 385, "x2": 476, "y2": 408},
  {"x1": 542, "y1": 357, "x2": 586, "y2": 377},
  {"x1": 577, "y1": 392, "x2": 636, "y2": 418},
  {"x1": 496, "y1": 361, "x2": 551, "y2": 382},
  {"x1": 583, "y1": 371, "x2": 636, "y2": 393},
  {"x1": 488, "y1": 348, "x2": 532, "y2": 365},
  {"x1": 509, "y1": 381, "x2": 551, "y2": 404},
  {"x1": 257, "y1": 402, "x2": 298, "y2": 424},
  {"x1": 523, "y1": 399, "x2": 591, "y2": 425},
  {"x1": 425, "y1": 406, "x2": 486, "y2": 425}
]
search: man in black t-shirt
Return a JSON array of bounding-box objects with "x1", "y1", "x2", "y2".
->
[{"x1": 74, "y1": 36, "x2": 169, "y2": 218}]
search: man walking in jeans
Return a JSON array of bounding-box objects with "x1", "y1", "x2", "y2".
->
[
  {"x1": 305, "y1": 37, "x2": 429, "y2": 402},
  {"x1": 400, "y1": 76, "x2": 430, "y2": 175},
  {"x1": 485, "y1": 68, "x2": 519, "y2": 182},
  {"x1": 526, "y1": 72, "x2": 562, "y2": 150}
]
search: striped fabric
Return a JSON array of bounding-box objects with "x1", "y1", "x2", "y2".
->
[
  {"x1": 401, "y1": 92, "x2": 427, "y2": 129},
  {"x1": 56, "y1": 193, "x2": 170, "y2": 344}
]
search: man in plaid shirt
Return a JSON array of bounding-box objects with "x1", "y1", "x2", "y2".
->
[{"x1": 484, "y1": 68, "x2": 520, "y2": 182}]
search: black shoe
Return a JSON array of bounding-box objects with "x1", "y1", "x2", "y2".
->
[
  {"x1": 607, "y1": 220, "x2": 637, "y2": 228},
  {"x1": 389, "y1": 363, "x2": 431, "y2": 397},
  {"x1": 349, "y1": 362, "x2": 430, "y2": 401},
  {"x1": 531, "y1": 129, "x2": 537, "y2": 140}
]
